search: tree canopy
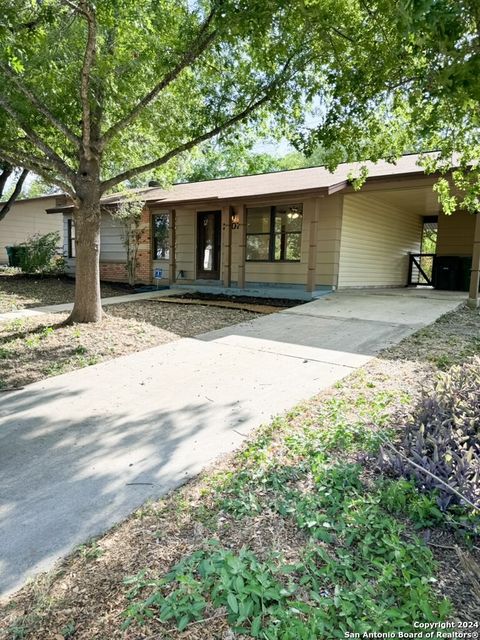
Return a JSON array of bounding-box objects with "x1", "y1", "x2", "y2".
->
[
  {"x1": 303, "y1": 0, "x2": 480, "y2": 214},
  {"x1": 0, "y1": 0, "x2": 328, "y2": 196},
  {"x1": 0, "y1": 0, "x2": 363, "y2": 320}
]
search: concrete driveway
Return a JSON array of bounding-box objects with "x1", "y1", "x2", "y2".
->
[{"x1": 0, "y1": 288, "x2": 465, "y2": 598}]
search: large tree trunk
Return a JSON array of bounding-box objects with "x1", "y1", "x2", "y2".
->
[{"x1": 67, "y1": 202, "x2": 103, "y2": 323}]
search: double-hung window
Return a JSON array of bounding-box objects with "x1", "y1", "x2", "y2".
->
[
  {"x1": 246, "y1": 204, "x2": 302, "y2": 262},
  {"x1": 152, "y1": 213, "x2": 170, "y2": 260},
  {"x1": 67, "y1": 219, "x2": 76, "y2": 258}
]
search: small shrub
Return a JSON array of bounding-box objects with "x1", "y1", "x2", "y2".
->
[
  {"x1": 18, "y1": 232, "x2": 65, "y2": 275},
  {"x1": 379, "y1": 357, "x2": 480, "y2": 511}
]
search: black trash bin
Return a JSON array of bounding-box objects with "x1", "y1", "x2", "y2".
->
[
  {"x1": 434, "y1": 256, "x2": 462, "y2": 290},
  {"x1": 5, "y1": 246, "x2": 15, "y2": 267},
  {"x1": 4, "y1": 245, "x2": 27, "y2": 268}
]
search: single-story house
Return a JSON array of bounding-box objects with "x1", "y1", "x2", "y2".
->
[
  {"x1": 45, "y1": 152, "x2": 478, "y2": 300},
  {"x1": 0, "y1": 194, "x2": 65, "y2": 264}
]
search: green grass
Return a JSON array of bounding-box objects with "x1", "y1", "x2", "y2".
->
[{"x1": 122, "y1": 385, "x2": 455, "y2": 638}]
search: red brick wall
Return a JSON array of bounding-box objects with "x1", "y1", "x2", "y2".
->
[
  {"x1": 135, "y1": 206, "x2": 152, "y2": 284},
  {"x1": 99, "y1": 206, "x2": 153, "y2": 285},
  {"x1": 99, "y1": 262, "x2": 128, "y2": 282}
]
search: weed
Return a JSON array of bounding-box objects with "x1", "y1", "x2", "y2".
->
[
  {"x1": 5, "y1": 318, "x2": 25, "y2": 332},
  {"x1": 73, "y1": 345, "x2": 88, "y2": 356},
  {"x1": 61, "y1": 620, "x2": 76, "y2": 638},
  {"x1": 41, "y1": 326, "x2": 54, "y2": 338},
  {"x1": 76, "y1": 541, "x2": 104, "y2": 561}
]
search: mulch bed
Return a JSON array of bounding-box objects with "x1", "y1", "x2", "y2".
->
[
  {"x1": 149, "y1": 296, "x2": 282, "y2": 314},
  {"x1": 0, "y1": 274, "x2": 131, "y2": 313},
  {"x1": 0, "y1": 301, "x2": 260, "y2": 389},
  {"x1": 170, "y1": 292, "x2": 305, "y2": 308}
]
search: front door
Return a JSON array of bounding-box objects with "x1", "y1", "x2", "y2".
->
[{"x1": 197, "y1": 211, "x2": 221, "y2": 279}]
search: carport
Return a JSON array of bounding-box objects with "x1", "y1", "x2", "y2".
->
[{"x1": 341, "y1": 180, "x2": 480, "y2": 307}]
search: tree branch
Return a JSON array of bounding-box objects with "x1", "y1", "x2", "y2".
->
[
  {"x1": 0, "y1": 94, "x2": 75, "y2": 179},
  {"x1": 0, "y1": 163, "x2": 13, "y2": 199},
  {"x1": 0, "y1": 146, "x2": 65, "y2": 177},
  {"x1": 79, "y1": 2, "x2": 96, "y2": 158},
  {"x1": 0, "y1": 62, "x2": 80, "y2": 147},
  {"x1": 102, "y1": 8, "x2": 218, "y2": 144},
  {"x1": 0, "y1": 169, "x2": 29, "y2": 222},
  {"x1": 60, "y1": 0, "x2": 97, "y2": 158},
  {"x1": 101, "y1": 58, "x2": 295, "y2": 192},
  {"x1": 0, "y1": 148, "x2": 75, "y2": 198}
]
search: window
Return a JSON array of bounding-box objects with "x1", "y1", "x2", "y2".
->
[
  {"x1": 67, "y1": 218, "x2": 75, "y2": 258},
  {"x1": 152, "y1": 213, "x2": 170, "y2": 260},
  {"x1": 246, "y1": 204, "x2": 302, "y2": 261}
]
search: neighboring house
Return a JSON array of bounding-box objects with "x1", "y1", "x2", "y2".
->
[
  {"x1": 0, "y1": 195, "x2": 65, "y2": 264},
  {"x1": 46, "y1": 153, "x2": 478, "y2": 299}
]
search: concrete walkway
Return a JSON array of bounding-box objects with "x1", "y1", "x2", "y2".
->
[
  {"x1": 0, "y1": 289, "x2": 465, "y2": 598},
  {"x1": 0, "y1": 288, "x2": 186, "y2": 322}
]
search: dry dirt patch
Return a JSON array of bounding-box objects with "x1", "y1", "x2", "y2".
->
[
  {"x1": 383, "y1": 304, "x2": 480, "y2": 368},
  {"x1": 0, "y1": 300, "x2": 259, "y2": 389},
  {"x1": 0, "y1": 273, "x2": 129, "y2": 313}
]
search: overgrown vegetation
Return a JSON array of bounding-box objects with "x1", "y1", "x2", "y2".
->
[
  {"x1": 18, "y1": 232, "x2": 65, "y2": 276},
  {"x1": 379, "y1": 357, "x2": 480, "y2": 512},
  {"x1": 120, "y1": 383, "x2": 465, "y2": 638}
]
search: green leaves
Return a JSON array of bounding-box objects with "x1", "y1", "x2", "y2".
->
[
  {"x1": 302, "y1": 0, "x2": 480, "y2": 213},
  {"x1": 227, "y1": 592, "x2": 238, "y2": 614},
  {"x1": 2, "y1": 0, "x2": 345, "y2": 193}
]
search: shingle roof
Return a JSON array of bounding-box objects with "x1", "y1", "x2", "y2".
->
[
  {"x1": 46, "y1": 152, "x2": 436, "y2": 212},
  {"x1": 105, "y1": 153, "x2": 432, "y2": 206}
]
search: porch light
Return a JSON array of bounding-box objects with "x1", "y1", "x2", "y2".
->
[{"x1": 231, "y1": 213, "x2": 240, "y2": 225}]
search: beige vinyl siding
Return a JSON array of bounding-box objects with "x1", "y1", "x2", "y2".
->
[
  {"x1": 173, "y1": 197, "x2": 342, "y2": 289},
  {"x1": 436, "y1": 211, "x2": 475, "y2": 257},
  {"x1": 0, "y1": 197, "x2": 62, "y2": 263},
  {"x1": 63, "y1": 211, "x2": 127, "y2": 274},
  {"x1": 338, "y1": 192, "x2": 423, "y2": 288},
  {"x1": 315, "y1": 195, "x2": 343, "y2": 287},
  {"x1": 100, "y1": 213, "x2": 127, "y2": 261},
  {"x1": 174, "y1": 207, "x2": 196, "y2": 282}
]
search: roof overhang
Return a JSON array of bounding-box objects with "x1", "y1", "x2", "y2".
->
[
  {"x1": 147, "y1": 186, "x2": 330, "y2": 208},
  {"x1": 44, "y1": 166, "x2": 449, "y2": 214}
]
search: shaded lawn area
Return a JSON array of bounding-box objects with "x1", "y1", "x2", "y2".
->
[
  {"x1": 0, "y1": 273, "x2": 130, "y2": 313},
  {"x1": 0, "y1": 300, "x2": 259, "y2": 389},
  {"x1": 1, "y1": 306, "x2": 479, "y2": 639}
]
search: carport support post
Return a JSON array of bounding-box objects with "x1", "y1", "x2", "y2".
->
[
  {"x1": 169, "y1": 209, "x2": 176, "y2": 284},
  {"x1": 306, "y1": 198, "x2": 320, "y2": 292},
  {"x1": 237, "y1": 205, "x2": 246, "y2": 289},
  {"x1": 222, "y1": 206, "x2": 232, "y2": 288},
  {"x1": 468, "y1": 211, "x2": 480, "y2": 309}
]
